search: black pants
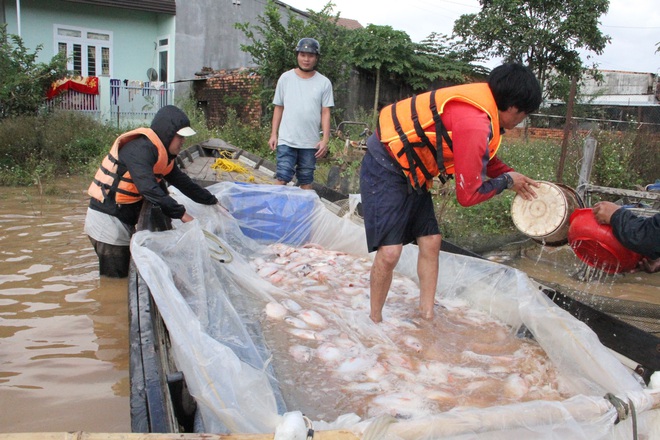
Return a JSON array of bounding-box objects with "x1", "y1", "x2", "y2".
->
[{"x1": 88, "y1": 236, "x2": 131, "y2": 278}]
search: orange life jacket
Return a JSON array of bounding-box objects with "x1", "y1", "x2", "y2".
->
[
  {"x1": 377, "y1": 83, "x2": 502, "y2": 191},
  {"x1": 88, "y1": 127, "x2": 173, "y2": 205}
]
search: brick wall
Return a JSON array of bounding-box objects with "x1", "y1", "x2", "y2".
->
[
  {"x1": 193, "y1": 68, "x2": 262, "y2": 127},
  {"x1": 506, "y1": 127, "x2": 590, "y2": 140}
]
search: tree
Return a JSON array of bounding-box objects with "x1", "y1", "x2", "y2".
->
[
  {"x1": 0, "y1": 24, "x2": 68, "y2": 119},
  {"x1": 415, "y1": 33, "x2": 490, "y2": 84},
  {"x1": 453, "y1": 0, "x2": 610, "y2": 95},
  {"x1": 349, "y1": 25, "x2": 417, "y2": 123}
]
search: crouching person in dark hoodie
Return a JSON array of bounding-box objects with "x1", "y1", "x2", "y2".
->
[{"x1": 84, "y1": 105, "x2": 219, "y2": 278}]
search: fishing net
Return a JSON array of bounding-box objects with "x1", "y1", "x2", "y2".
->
[{"x1": 130, "y1": 182, "x2": 660, "y2": 439}]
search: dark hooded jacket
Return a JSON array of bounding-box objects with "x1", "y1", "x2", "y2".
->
[
  {"x1": 610, "y1": 209, "x2": 660, "y2": 260},
  {"x1": 89, "y1": 105, "x2": 217, "y2": 226}
]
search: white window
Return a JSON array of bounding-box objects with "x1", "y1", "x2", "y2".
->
[
  {"x1": 157, "y1": 36, "x2": 169, "y2": 82},
  {"x1": 54, "y1": 25, "x2": 112, "y2": 77}
]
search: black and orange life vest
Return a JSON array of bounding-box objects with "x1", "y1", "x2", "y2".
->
[
  {"x1": 88, "y1": 128, "x2": 173, "y2": 205},
  {"x1": 377, "y1": 83, "x2": 502, "y2": 191}
]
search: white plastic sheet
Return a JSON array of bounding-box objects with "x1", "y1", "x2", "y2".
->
[{"x1": 130, "y1": 182, "x2": 659, "y2": 439}]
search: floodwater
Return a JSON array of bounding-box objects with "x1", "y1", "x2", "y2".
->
[
  {"x1": 0, "y1": 177, "x2": 130, "y2": 433},
  {"x1": 500, "y1": 245, "x2": 660, "y2": 308},
  {"x1": 0, "y1": 176, "x2": 658, "y2": 434}
]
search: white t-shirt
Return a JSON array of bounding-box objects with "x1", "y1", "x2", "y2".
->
[{"x1": 273, "y1": 69, "x2": 334, "y2": 149}]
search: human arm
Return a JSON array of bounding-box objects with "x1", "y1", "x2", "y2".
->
[
  {"x1": 164, "y1": 165, "x2": 218, "y2": 206},
  {"x1": 450, "y1": 104, "x2": 537, "y2": 206},
  {"x1": 597, "y1": 202, "x2": 660, "y2": 261},
  {"x1": 269, "y1": 105, "x2": 284, "y2": 151},
  {"x1": 119, "y1": 141, "x2": 188, "y2": 220},
  {"x1": 592, "y1": 201, "x2": 620, "y2": 225},
  {"x1": 315, "y1": 106, "x2": 331, "y2": 158},
  {"x1": 485, "y1": 148, "x2": 539, "y2": 200}
]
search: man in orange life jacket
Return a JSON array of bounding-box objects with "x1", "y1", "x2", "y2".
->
[
  {"x1": 360, "y1": 63, "x2": 543, "y2": 323},
  {"x1": 84, "y1": 105, "x2": 219, "y2": 278}
]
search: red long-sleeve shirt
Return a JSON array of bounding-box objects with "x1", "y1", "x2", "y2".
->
[{"x1": 427, "y1": 100, "x2": 513, "y2": 206}]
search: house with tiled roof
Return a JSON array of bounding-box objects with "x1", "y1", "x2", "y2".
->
[
  {"x1": 2, "y1": 0, "x2": 177, "y2": 81},
  {"x1": 1, "y1": 0, "x2": 311, "y2": 92},
  {"x1": 336, "y1": 17, "x2": 363, "y2": 30},
  {"x1": 1, "y1": 1, "x2": 361, "y2": 121},
  {"x1": 0, "y1": 0, "x2": 310, "y2": 121}
]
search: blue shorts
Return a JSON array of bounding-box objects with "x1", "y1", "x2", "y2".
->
[
  {"x1": 359, "y1": 150, "x2": 440, "y2": 252},
  {"x1": 276, "y1": 145, "x2": 316, "y2": 185}
]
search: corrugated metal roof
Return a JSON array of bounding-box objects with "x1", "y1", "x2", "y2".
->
[
  {"x1": 583, "y1": 94, "x2": 659, "y2": 107},
  {"x1": 61, "y1": 0, "x2": 176, "y2": 15}
]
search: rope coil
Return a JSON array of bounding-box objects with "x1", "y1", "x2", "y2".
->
[
  {"x1": 203, "y1": 229, "x2": 233, "y2": 263},
  {"x1": 211, "y1": 151, "x2": 256, "y2": 182}
]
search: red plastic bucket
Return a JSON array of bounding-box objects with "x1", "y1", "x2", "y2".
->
[{"x1": 568, "y1": 208, "x2": 643, "y2": 273}]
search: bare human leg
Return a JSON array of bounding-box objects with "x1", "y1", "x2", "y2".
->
[
  {"x1": 369, "y1": 244, "x2": 403, "y2": 323},
  {"x1": 416, "y1": 234, "x2": 442, "y2": 320}
]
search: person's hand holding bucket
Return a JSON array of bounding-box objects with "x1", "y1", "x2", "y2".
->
[
  {"x1": 568, "y1": 205, "x2": 643, "y2": 274},
  {"x1": 507, "y1": 171, "x2": 540, "y2": 201},
  {"x1": 588, "y1": 202, "x2": 660, "y2": 274},
  {"x1": 592, "y1": 201, "x2": 620, "y2": 225}
]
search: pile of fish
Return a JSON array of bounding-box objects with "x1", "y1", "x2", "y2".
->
[{"x1": 252, "y1": 243, "x2": 570, "y2": 422}]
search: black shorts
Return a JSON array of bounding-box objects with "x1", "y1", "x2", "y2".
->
[{"x1": 359, "y1": 151, "x2": 440, "y2": 252}]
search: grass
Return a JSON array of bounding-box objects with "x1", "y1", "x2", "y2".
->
[{"x1": 1, "y1": 106, "x2": 656, "y2": 250}]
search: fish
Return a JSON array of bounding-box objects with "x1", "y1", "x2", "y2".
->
[
  {"x1": 253, "y1": 243, "x2": 567, "y2": 421},
  {"x1": 257, "y1": 264, "x2": 279, "y2": 278},
  {"x1": 287, "y1": 328, "x2": 323, "y2": 340},
  {"x1": 368, "y1": 392, "x2": 429, "y2": 419},
  {"x1": 265, "y1": 301, "x2": 288, "y2": 320},
  {"x1": 503, "y1": 373, "x2": 528, "y2": 399},
  {"x1": 298, "y1": 309, "x2": 328, "y2": 328},
  {"x1": 284, "y1": 316, "x2": 309, "y2": 329},
  {"x1": 364, "y1": 362, "x2": 388, "y2": 381},
  {"x1": 337, "y1": 354, "x2": 378, "y2": 376},
  {"x1": 289, "y1": 345, "x2": 314, "y2": 363},
  {"x1": 281, "y1": 298, "x2": 303, "y2": 312},
  {"x1": 402, "y1": 335, "x2": 423, "y2": 352},
  {"x1": 316, "y1": 342, "x2": 344, "y2": 363}
]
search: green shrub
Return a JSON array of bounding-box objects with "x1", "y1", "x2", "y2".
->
[
  {"x1": 591, "y1": 130, "x2": 647, "y2": 190},
  {"x1": 1, "y1": 101, "x2": 656, "y2": 251},
  {"x1": 217, "y1": 108, "x2": 274, "y2": 160},
  {"x1": 0, "y1": 24, "x2": 68, "y2": 119},
  {"x1": 0, "y1": 111, "x2": 118, "y2": 185}
]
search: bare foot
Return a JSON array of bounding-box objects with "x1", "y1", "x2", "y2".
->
[
  {"x1": 370, "y1": 313, "x2": 383, "y2": 323},
  {"x1": 419, "y1": 308, "x2": 434, "y2": 320},
  {"x1": 640, "y1": 258, "x2": 660, "y2": 274}
]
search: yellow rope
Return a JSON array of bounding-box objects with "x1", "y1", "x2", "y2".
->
[{"x1": 210, "y1": 151, "x2": 256, "y2": 182}]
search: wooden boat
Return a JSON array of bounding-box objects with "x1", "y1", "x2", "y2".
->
[{"x1": 127, "y1": 139, "x2": 660, "y2": 436}]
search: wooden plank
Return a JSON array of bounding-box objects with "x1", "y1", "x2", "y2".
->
[
  {"x1": 0, "y1": 431, "x2": 360, "y2": 440},
  {"x1": 128, "y1": 262, "x2": 149, "y2": 433},
  {"x1": 585, "y1": 185, "x2": 660, "y2": 202},
  {"x1": 136, "y1": 270, "x2": 176, "y2": 432}
]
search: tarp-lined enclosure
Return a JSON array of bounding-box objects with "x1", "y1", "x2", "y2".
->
[{"x1": 130, "y1": 182, "x2": 660, "y2": 439}]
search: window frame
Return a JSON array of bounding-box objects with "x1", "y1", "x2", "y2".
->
[
  {"x1": 157, "y1": 35, "x2": 170, "y2": 83},
  {"x1": 54, "y1": 24, "x2": 113, "y2": 77}
]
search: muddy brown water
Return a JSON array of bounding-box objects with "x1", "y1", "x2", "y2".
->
[
  {"x1": 0, "y1": 177, "x2": 658, "y2": 433},
  {"x1": 0, "y1": 177, "x2": 130, "y2": 433}
]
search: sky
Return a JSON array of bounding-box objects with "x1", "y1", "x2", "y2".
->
[{"x1": 282, "y1": 0, "x2": 660, "y2": 74}]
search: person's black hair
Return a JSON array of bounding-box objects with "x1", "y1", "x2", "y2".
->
[{"x1": 488, "y1": 63, "x2": 542, "y2": 114}]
